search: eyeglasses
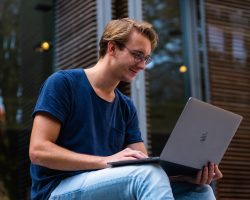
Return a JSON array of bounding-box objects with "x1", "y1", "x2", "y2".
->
[{"x1": 123, "y1": 46, "x2": 152, "y2": 65}]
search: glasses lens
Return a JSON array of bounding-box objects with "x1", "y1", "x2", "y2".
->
[{"x1": 145, "y1": 55, "x2": 152, "y2": 65}]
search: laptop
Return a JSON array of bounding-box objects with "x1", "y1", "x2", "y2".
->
[{"x1": 108, "y1": 97, "x2": 243, "y2": 176}]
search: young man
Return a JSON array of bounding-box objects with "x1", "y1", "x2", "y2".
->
[{"x1": 29, "y1": 18, "x2": 222, "y2": 200}]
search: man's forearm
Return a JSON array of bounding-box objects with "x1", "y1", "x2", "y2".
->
[
  {"x1": 30, "y1": 141, "x2": 107, "y2": 171},
  {"x1": 126, "y1": 142, "x2": 148, "y2": 156},
  {"x1": 30, "y1": 140, "x2": 149, "y2": 171}
]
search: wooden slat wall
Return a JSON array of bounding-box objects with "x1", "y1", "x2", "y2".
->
[
  {"x1": 112, "y1": 0, "x2": 128, "y2": 19},
  {"x1": 144, "y1": 69, "x2": 153, "y2": 154},
  {"x1": 54, "y1": 0, "x2": 98, "y2": 69},
  {"x1": 141, "y1": 5, "x2": 153, "y2": 155},
  {"x1": 205, "y1": 0, "x2": 250, "y2": 199},
  {"x1": 111, "y1": 0, "x2": 131, "y2": 96}
]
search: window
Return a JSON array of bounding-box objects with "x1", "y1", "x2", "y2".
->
[
  {"x1": 0, "y1": 1, "x2": 53, "y2": 199},
  {"x1": 143, "y1": 0, "x2": 190, "y2": 155}
]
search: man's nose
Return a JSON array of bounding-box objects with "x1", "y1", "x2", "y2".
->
[{"x1": 136, "y1": 60, "x2": 146, "y2": 70}]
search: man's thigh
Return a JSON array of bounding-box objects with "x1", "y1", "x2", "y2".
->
[
  {"x1": 50, "y1": 168, "x2": 133, "y2": 200},
  {"x1": 49, "y1": 164, "x2": 173, "y2": 200},
  {"x1": 171, "y1": 181, "x2": 216, "y2": 200}
]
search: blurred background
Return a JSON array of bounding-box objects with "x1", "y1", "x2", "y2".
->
[{"x1": 0, "y1": 0, "x2": 249, "y2": 199}]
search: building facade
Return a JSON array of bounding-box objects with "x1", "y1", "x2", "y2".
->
[{"x1": 0, "y1": 0, "x2": 249, "y2": 199}]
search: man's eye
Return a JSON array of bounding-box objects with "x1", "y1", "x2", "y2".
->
[{"x1": 133, "y1": 52, "x2": 144, "y2": 59}]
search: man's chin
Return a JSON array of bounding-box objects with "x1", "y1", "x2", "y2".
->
[
  {"x1": 121, "y1": 76, "x2": 135, "y2": 83},
  {"x1": 119, "y1": 73, "x2": 137, "y2": 83},
  {"x1": 120, "y1": 80, "x2": 132, "y2": 83}
]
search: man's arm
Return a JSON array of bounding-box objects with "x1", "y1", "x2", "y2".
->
[{"x1": 29, "y1": 113, "x2": 147, "y2": 171}]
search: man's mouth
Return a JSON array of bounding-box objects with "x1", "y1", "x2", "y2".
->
[{"x1": 130, "y1": 68, "x2": 138, "y2": 75}]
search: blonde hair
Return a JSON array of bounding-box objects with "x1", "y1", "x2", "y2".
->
[{"x1": 99, "y1": 18, "x2": 159, "y2": 58}]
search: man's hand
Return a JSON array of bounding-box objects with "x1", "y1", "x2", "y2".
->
[
  {"x1": 187, "y1": 162, "x2": 223, "y2": 185},
  {"x1": 170, "y1": 162, "x2": 223, "y2": 185},
  {"x1": 104, "y1": 148, "x2": 148, "y2": 167}
]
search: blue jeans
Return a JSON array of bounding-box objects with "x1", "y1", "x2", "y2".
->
[{"x1": 49, "y1": 164, "x2": 216, "y2": 200}]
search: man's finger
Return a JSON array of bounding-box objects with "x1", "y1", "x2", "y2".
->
[
  {"x1": 213, "y1": 165, "x2": 223, "y2": 181},
  {"x1": 194, "y1": 169, "x2": 203, "y2": 184},
  {"x1": 200, "y1": 166, "x2": 208, "y2": 185},
  {"x1": 123, "y1": 149, "x2": 147, "y2": 159},
  {"x1": 206, "y1": 162, "x2": 214, "y2": 184}
]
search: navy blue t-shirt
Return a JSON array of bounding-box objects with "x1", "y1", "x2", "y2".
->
[{"x1": 30, "y1": 69, "x2": 143, "y2": 200}]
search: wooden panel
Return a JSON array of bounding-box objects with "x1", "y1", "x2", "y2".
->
[
  {"x1": 205, "y1": 0, "x2": 250, "y2": 199},
  {"x1": 145, "y1": 69, "x2": 153, "y2": 154},
  {"x1": 111, "y1": 0, "x2": 130, "y2": 96},
  {"x1": 54, "y1": 0, "x2": 98, "y2": 69},
  {"x1": 112, "y1": 0, "x2": 128, "y2": 19}
]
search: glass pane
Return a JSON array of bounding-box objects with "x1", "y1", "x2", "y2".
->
[
  {"x1": 143, "y1": 0, "x2": 190, "y2": 156},
  {"x1": 0, "y1": 0, "x2": 53, "y2": 199}
]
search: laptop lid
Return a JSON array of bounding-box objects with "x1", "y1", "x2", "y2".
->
[{"x1": 160, "y1": 97, "x2": 243, "y2": 170}]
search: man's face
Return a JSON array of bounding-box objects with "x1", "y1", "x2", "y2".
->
[{"x1": 114, "y1": 31, "x2": 152, "y2": 82}]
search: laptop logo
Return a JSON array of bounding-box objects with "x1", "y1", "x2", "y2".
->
[{"x1": 200, "y1": 131, "x2": 208, "y2": 142}]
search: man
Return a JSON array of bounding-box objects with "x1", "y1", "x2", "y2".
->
[{"x1": 29, "y1": 18, "x2": 222, "y2": 200}]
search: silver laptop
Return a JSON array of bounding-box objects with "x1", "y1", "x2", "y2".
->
[{"x1": 108, "y1": 97, "x2": 243, "y2": 176}]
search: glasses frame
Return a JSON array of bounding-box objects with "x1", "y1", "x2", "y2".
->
[{"x1": 123, "y1": 45, "x2": 152, "y2": 65}]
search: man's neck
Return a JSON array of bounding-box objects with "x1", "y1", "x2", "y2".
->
[{"x1": 85, "y1": 60, "x2": 119, "y2": 102}]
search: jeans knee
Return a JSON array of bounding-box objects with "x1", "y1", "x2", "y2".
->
[
  {"x1": 133, "y1": 164, "x2": 165, "y2": 177},
  {"x1": 204, "y1": 184, "x2": 216, "y2": 196},
  {"x1": 195, "y1": 184, "x2": 216, "y2": 200},
  {"x1": 197, "y1": 184, "x2": 214, "y2": 193},
  {"x1": 131, "y1": 164, "x2": 170, "y2": 186},
  {"x1": 129, "y1": 164, "x2": 173, "y2": 199}
]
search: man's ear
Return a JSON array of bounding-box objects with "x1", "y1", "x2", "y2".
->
[{"x1": 107, "y1": 41, "x2": 116, "y2": 55}]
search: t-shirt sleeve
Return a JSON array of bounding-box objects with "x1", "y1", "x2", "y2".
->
[
  {"x1": 32, "y1": 71, "x2": 72, "y2": 125},
  {"x1": 125, "y1": 100, "x2": 143, "y2": 145}
]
